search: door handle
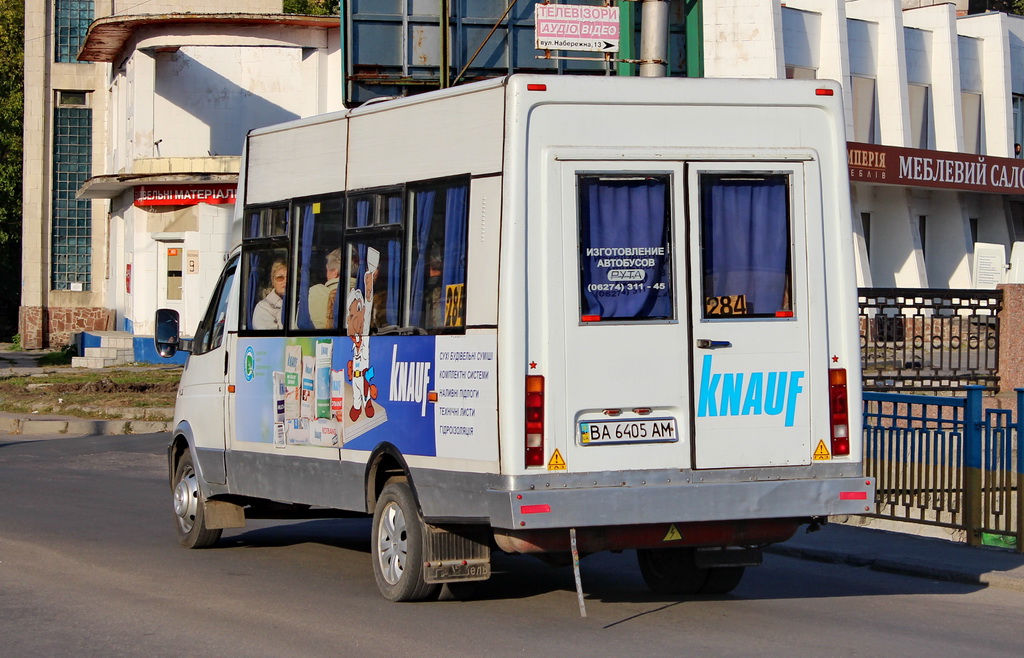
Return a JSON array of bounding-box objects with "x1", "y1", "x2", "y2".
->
[{"x1": 696, "y1": 339, "x2": 732, "y2": 349}]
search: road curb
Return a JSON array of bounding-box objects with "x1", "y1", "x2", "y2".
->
[
  {"x1": 3, "y1": 417, "x2": 171, "y2": 435},
  {"x1": 768, "y1": 542, "x2": 1024, "y2": 593}
]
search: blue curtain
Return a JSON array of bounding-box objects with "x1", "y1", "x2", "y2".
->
[
  {"x1": 410, "y1": 189, "x2": 437, "y2": 325},
  {"x1": 245, "y1": 251, "x2": 260, "y2": 329},
  {"x1": 295, "y1": 204, "x2": 315, "y2": 330},
  {"x1": 386, "y1": 197, "x2": 402, "y2": 324},
  {"x1": 355, "y1": 198, "x2": 371, "y2": 290},
  {"x1": 701, "y1": 176, "x2": 789, "y2": 315},
  {"x1": 338, "y1": 199, "x2": 373, "y2": 330},
  {"x1": 246, "y1": 212, "x2": 259, "y2": 239},
  {"x1": 579, "y1": 177, "x2": 671, "y2": 319},
  {"x1": 442, "y1": 184, "x2": 468, "y2": 291}
]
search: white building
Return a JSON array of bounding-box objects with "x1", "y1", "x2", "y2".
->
[
  {"x1": 23, "y1": 1, "x2": 1024, "y2": 355},
  {"x1": 703, "y1": 0, "x2": 1024, "y2": 289},
  {"x1": 21, "y1": 2, "x2": 340, "y2": 352}
]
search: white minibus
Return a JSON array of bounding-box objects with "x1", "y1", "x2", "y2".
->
[{"x1": 157, "y1": 74, "x2": 874, "y2": 601}]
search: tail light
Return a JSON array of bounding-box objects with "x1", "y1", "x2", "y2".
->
[
  {"x1": 525, "y1": 375, "x2": 545, "y2": 466},
  {"x1": 829, "y1": 368, "x2": 850, "y2": 457}
]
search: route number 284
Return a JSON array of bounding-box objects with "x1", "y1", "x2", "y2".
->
[{"x1": 705, "y1": 294, "x2": 748, "y2": 317}]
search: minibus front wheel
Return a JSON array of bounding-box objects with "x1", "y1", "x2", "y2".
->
[{"x1": 172, "y1": 451, "x2": 222, "y2": 549}]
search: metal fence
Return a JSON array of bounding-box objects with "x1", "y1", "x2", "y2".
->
[
  {"x1": 862, "y1": 387, "x2": 1023, "y2": 552},
  {"x1": 859, "y1": 288, "x2": 1001, "y2": 392}
]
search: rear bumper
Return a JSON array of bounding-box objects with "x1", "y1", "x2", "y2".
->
[{"x1": 489, "y1": 475, "x2": 875, "y2": 530}]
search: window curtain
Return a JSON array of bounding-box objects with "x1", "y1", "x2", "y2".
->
[
  {"x1": 579, "y1": 177, "x2": 671, "y2": 319},
  {"x1": 442, "y1": 184, "x2": 468, "y2": 292},
  {"x1": 701, "y1": 176, "x2": 789, "y2": 315},
  {"x1": 410, "y1": 189, "x2": 437, "y2": 325},
  {"x1": 339, "y1": 198, "x2": 373, "y2": 329},
  {"x1": 295, "y1": 204, "x2": 315, "y2": 330},
  {"x1": 244, "y1": 251, "x2": 261, "y2": 329},
  {"x1": 386, "y1": 198, "x2": 403, "y2": 325}
]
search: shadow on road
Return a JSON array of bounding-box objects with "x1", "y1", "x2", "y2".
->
[{"x1": 207, "y1": 518, "x2": 988, "y2": 608}]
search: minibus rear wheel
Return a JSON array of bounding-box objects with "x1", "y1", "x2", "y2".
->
[
  {"x1": 371, "y1": 479, "x2": 439, "y2": 602},
  {"x1": 172, "y1": 450, "x2": 222, "y2": 549},
  {"x1": 636, "y1": 546, "x2": 708, "y2": 595}
]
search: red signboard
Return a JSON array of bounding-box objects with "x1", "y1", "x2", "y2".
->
[
  {"x1": 134, "y1": 184, "x2": 237, "y2": 207},
  {"x1": 848, "y1": 141, "x2": 1024, "y2": 195}
]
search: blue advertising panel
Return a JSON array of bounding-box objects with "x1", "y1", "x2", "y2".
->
[{"x1": 235, "y1": 334, "x2": 499, "y2": 461}]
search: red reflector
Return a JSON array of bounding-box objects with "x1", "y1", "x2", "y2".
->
[
  {"x1": 839, "y1": 491, "x2": 868, "y2": 500},
  {"x1": 581, "y1": 315, "x2": 601, "y2": 322},
  {"x1": 521, "y1": 504, "x2": 552, "y2": 514},
  {"x1": 775, "y1": 310, "x2": 794, "y2": 318},
  {"x1": 815, "y1": 88, "x2": 834, "y2": 96},
  {"x1": 527, "y1": 83, "x2": 547, "y2": 91}
]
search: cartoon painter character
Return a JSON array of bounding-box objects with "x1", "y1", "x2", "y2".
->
[{"x1": 347, "y1": 246, "x2": 380, "y2": 422}]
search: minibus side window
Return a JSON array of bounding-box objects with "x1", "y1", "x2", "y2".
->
[
  {"x1": 192, "y1": 259, "x2": 237, "y2": 356},
  {"x1": 699, "y1": 174, "x2": 792, "y2": 319},
  {"x1": 408, "y1": 181, "x2": 468, "y2": 333},
  {"x1": 242, "y1": 205, "x2": 290, "y2": 331},
  {"x1": 343, "y1": 192, "x2": 403, "y2": 335},
  {"x1": 577, "y1": 175, "x2": 673, "y2": 322},
  {"x1": 292, "y1": 195, "x2": 344, "y2": 331}
]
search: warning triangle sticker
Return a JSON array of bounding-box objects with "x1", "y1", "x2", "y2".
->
[
  {"x1": 547, "y1": 449, "x2": 566, "y2": 470},
  {"x1": 813, "y1": 440, "x2": 831, "y2": 461},
  {"x1": 662, "y1": 524, "x2": 683, "y2": 542}
]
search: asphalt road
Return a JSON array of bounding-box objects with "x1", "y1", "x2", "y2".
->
[{"x1": 1, "y1": 433, "x2": 1022, "y2": 657}]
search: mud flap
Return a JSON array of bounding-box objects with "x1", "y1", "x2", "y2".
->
[
  {"x1": 422, "y1": 523, "x2": 491, "y2": 584},
  {"x1": 204, "y1": 500, "x2": 246, "y2": 529}
]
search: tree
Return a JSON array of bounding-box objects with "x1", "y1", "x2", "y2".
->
[
  {"x1": 283, "y1": 0, "x2": 340, "y2": 15},
  {"x1": 0, "y1": 0, "x2": 23, "y2": 339}
]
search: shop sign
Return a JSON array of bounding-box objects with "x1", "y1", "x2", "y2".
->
[
  {"x1": 848, "y1": 142, "x2": 1024, "y2": 195},
  {"x1": 134, "y1": 184, "x2": 237, "y2": 207}
]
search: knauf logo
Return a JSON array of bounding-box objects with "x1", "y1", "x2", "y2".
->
[{"x1": 697, "y1": 355, "x2": 805, "y2": 427}]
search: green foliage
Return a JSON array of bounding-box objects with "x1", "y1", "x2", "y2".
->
[
  {"x1": 283, "y1": 0, "x2": 340, "y2": 16},
  {"x1": 7, "y1": 333, "x2": 20, "y2": 350},
  {"x1": 0, "y1": 0, "x2": 23, "y2": 339}
]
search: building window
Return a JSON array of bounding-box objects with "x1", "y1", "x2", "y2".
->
[
  {"x1": 785, "y1": 66, "x2": 816, "y2": 80},
  {"x1": 51, "y1": 104, "x2": 92, "y2": 291},
  {"x1": 1013, "y1": 95, "x2": 1023, "y2": 158},
  {"x1": 918, "y1": 215, "x2": 927, "y2": 260},
  {"x1": 961, "y1": 92, "x2": 982, "y2": 155},
  {"x1": 861, "y1": 212, "x2": 872, "y2": 259},
  {"x1": 909, "y1": 84, "x2": 934, "y2": 150},
  {"x1": 852, "y1": 76, "x2": 880, "y2": 144},
  {"x1": 55, "y1": 1, "x2": 94, "y2": 63}
]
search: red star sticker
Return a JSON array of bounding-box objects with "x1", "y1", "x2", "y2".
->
[
  {"x1": 529, "y1": 361, "x2": 537, "y2": 369},
  {"x1": 832, "y1": 355, "x2": 839, "y2": 363}
]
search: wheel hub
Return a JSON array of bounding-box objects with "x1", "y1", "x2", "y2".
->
[{"x1": 174, "y1": 467, "x2": 199, "y2": 532}]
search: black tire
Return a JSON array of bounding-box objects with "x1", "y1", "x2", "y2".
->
[
  {"x1": 371, "y1": 479, "x2": 439, "y2": 602},
  {"x1": 700, "y1": 566, "x2": 746, "y2": 595},
  {"x1": 171, "y1": 450, "x2": 222, "y2": 549},
  {"x1": 636, "y1": 547, "x2": 709, "y2": 595}
]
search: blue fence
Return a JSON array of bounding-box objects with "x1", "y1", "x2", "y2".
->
[{"x1": 862, "y1": 387, "x2": 1023, "y2": 552}]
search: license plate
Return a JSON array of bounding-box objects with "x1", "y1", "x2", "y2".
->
[{"x1": 579, "y1": 418, "x2": 678, "y2": 445}]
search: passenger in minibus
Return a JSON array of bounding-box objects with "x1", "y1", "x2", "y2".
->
[
  {"x1": 308, "y1": 248, "x2": 341, "y2": 329},
  {"x1": 253, "y1": 259, "x2": 286, "y2": 330}
]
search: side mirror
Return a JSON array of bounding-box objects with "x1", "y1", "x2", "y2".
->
[{"x1": 155, "y1": 308, "x2": 182, "y2": 358}]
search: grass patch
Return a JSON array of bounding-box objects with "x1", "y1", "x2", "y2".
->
[
  {"x1": 36, "y1": 344, "x2": 77, "y2": 366},
  {"x1": 0, "y1": 367, "x2": 182, "y2": 418}
]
